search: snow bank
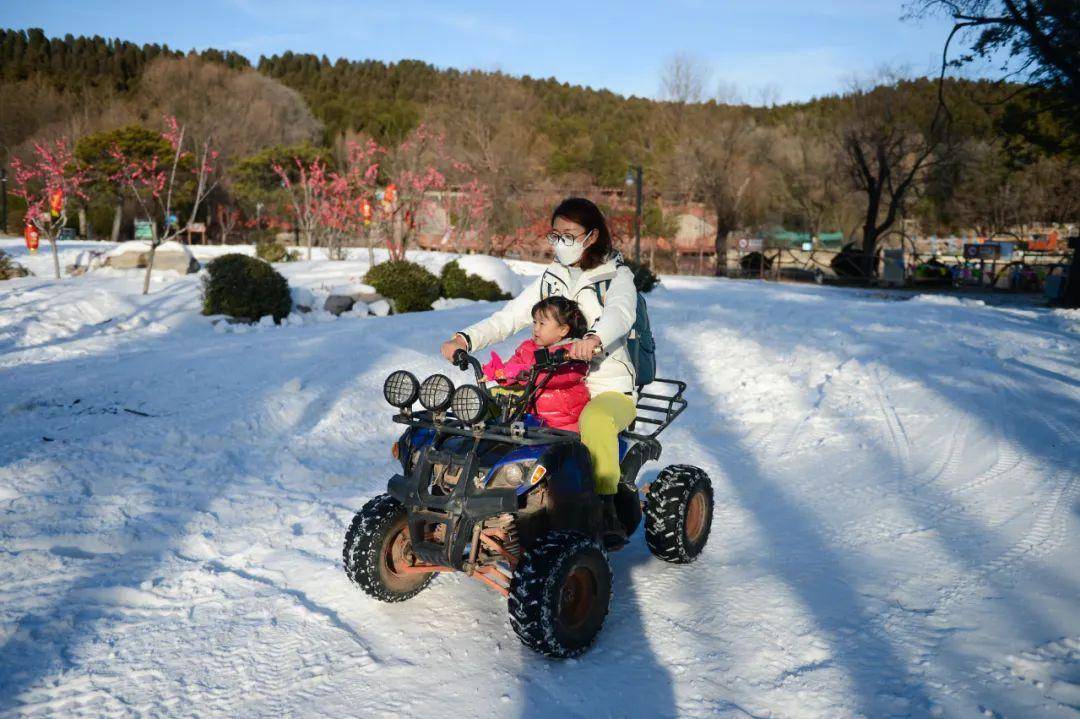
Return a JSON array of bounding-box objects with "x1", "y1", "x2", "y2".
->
[
  {"x1": 455, "y1": 254, "x2": 524, "y2": 297},
  {"x1": 326, "y1": 283, "x2": 376, "y2": 297},
  {"x1": 911, "y1": 293, "x2": 990, "y2": 308},
  {"x1": 432, "y1": 297, "x2": 479, "y2": 311},
  {"x1": 289, "y1": 287, "x2": 317, "y2": 311},
  {"x1": 3, "y1": 244, "x2": 1078, "y2": 718}
]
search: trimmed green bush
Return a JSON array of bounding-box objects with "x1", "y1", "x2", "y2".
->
[
  {"x1": 201, "y1": 253, "x2": 291, "y2": 322},
  {"x1": 440, "y1": 260, "x2": 510, "y2": 301},
  {"x1": 364, "y1": 260, "x2": 441, "y2": 313},
  {"x1": 622, "y1": 258, "x2": 659, "y2": 293}
]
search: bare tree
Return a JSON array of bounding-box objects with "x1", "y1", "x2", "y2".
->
[
  {"x1": 656, "y1": 62, "x2": 769, "y2": 275},
  {"x1": 836, "y1": 71, "x2": 947, "y2": 276},
  {"x1": 432, "y1": 72, "x2": 542, "y2": 251},
  {"x1": 659, "y1": 53, "x2": 710, "y2": 104},
  {"x1": 772, "y1": 119, "x2": 858, "y2": 237},
  {"x1": 673, "y1": 108, "x2": 766, "y2": 275}
]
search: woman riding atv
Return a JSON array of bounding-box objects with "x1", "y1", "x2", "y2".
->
[{"x1": 441, "y1": 197, "x2": 638, "y2": 543}]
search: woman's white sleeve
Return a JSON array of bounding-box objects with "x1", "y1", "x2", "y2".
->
[
  {"x1": 459, "y1": 275, "x2": 543, "y2": 351},
  {"x1": 589, "y1": 266, "x2": 637, "y2": 349}
]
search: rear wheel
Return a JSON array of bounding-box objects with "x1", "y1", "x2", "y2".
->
[
  {"x1": 644, "y1": 464, "x2": 714, "y2": 563},
  {"x1": 508, "y1": 531, "x2": 612, "y2": 658},
  {"x1": 343, "y1": 493, "x2": 433, "y2": 602}
]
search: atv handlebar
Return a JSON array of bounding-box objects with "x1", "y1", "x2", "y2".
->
[
  {"x1": 451, "y1": 346, "x2": 576, "y2": 381},
  {"x1": 449, "y1": 346, "x2": 582, "y2": 425},
  {"x1": 452, "y1": 348, "x2": 482, "y2": 380}
]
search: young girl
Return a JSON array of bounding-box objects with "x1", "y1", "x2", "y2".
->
[{"x1": 482, "y1": 296, "x2": 591, "y2": 432}]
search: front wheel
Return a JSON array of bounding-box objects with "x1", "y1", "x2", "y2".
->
[
  {"x1": 343, "y1": 493, "x2": 433, "y2": 602},
  {"x1": 508, "y1": 531, "x2": 612, "y2": 659},
  {"x1": 644, "y1": 464, "x2": 714, "y2": 563}
]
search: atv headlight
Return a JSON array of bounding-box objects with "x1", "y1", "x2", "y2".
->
[
  {"x1": 451, "y1": 384, "x2": 487, "y2": 424},
  {"x1": 419, "y1": 374, "x2": 454, "y2": 412},
  {"x1": 383, "y1": 370, "x2": 419, "y2": 408},
  {"x1": 488, "y1": 460, "x2": 537, "y2": 489}
]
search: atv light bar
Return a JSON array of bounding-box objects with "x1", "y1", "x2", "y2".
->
[
  {"x1": 384, "y1": 370, "x2": 420, "y2": 408},
  {"x1": 419, "y1": 374, "x2": 455, "y2": 412},
  {"x1": 451, "y1": 384, "x2": 487, "y2": 425}
]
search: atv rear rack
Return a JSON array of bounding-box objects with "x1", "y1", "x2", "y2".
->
[{"x1": 624, "y1": 378, "x2": 687, "y2": 442}]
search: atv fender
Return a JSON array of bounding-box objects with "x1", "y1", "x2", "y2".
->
[{"x1": 387, "y1": 473, "x2": 409, "y2": 503}]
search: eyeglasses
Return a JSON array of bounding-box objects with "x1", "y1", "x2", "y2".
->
[{"x1": 546, "y1": 229, "x2": 594, "y2": 246}]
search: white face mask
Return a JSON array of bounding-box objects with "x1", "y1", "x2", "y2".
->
[
  {"x1": 554, "y1": 241, "x2": 586, "y2": 266},
  {"x1": 550, "y1": 228, "x2": 593, "y2": 266}
]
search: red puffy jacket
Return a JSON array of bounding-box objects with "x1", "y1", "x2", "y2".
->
[{"x1": 482, "y1": 339, "x2": 590, "y2": 432}]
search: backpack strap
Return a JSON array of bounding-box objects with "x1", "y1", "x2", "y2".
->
[
  {"x1": 590, "y1": 278, "x2": 613, "y2": 306},
  {"x1": 540, "y1": 269, "x2": 569, "y2": 299}
]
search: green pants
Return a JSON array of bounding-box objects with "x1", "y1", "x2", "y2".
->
[{"x1": 579, "y1": 391, "x2": 637, "y2": 495}]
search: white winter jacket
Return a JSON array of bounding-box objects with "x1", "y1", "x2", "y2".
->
[{"x1": 459, "y1": 256, "x2": 638, "y2": 397}]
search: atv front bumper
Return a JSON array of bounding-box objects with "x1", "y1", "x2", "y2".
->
[{"x1": 387, "y1": 448, "x2": 518, "y2": 570}]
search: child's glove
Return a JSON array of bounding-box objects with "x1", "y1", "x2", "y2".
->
[{"x1": 482, "y1": 352, "x2": 507, "y2": 383}]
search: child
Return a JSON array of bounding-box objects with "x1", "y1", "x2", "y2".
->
[{"x1": 482, "y1": 296, "x2": 591, "y2": 431}]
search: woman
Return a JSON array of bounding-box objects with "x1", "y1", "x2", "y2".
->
[{"x1": 440, "y1": 197, "x2": 638, "y2": 542}]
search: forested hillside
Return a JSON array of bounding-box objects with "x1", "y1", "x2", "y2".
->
[{"x1": 2, "y1": 27, "x2": 1076, "y2": 255}]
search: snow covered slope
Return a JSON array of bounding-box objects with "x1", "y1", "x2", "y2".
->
[{"x1": 1, "y1": 245, "x2": 1078, "y2": 718}]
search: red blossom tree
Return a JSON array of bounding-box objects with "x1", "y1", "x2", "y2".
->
[
  {"x1": 10, "y1": 138, "x2": 90, "y2": 279},
  {"x1": 109, "y1": 116, "x2": 220, "y2": 294},
  {"x1": 379, "y1": 125, "x2": 449, "y2": 261},
  {"x1": 272, "y1": 155, "x2": 331, "y2": 261},
  {"x1": 271, "y1": 128, "x2": 491, "y2": 264},
  {"x1": 436, "y1": 173, "x2": 492, "y2": 253},
  {"x1": 329, "y1": 139, "x2": 383, "y2": 263}
]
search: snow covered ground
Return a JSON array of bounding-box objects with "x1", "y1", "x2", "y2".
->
[{"x1": 1, "y1": 238, "x2": 1078, "y2": 718}]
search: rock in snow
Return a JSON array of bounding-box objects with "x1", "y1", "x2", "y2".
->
[
  {"x1": 323, "y1": 295, "x2": 355, "y2": 316},
  {"x1": 104, "y1": 240, "x2": 200, "y2": 274},
  {"x1": 290, "y1": 287, "x2": 317, "y2": 313}
]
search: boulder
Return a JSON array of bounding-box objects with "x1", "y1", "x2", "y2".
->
[
  {"x1": 355, "y1": 291, "x2": 387, "y2": 305},
  {"x1": 290, "y1": 287, "x2": 317, "y2": 313},
  {"x1": 103, "y1": 240, "x2": 200, "y2": 274},
  {"x1": 368, "y1": 298, "x2": 392, "y2": 316},
  {"x1": 67, "y1": 249, "x2": 108, "y2": 276},
  {"x1": 346, "y1": 302, "x2": 371, "y2": 318},
  {"x1": 0, "y1": 262, "x2": 30, "y2": 279},
  {"x1": 324, "y1": 295, "x2": 356, "y2": 316}
]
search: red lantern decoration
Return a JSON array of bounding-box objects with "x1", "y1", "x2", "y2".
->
[
  {"x1": 383, "y1": 183, "x2": 397, "y2": 205},
  {"x1": 24, "y1": 222, "x2": 40, "y2": 252},
  {"x1": 361, "y1": 197, "x2": 373, "y2": 225},
  {"x1": 49, "y1": 188, "x2": 64, "y2": 217}
]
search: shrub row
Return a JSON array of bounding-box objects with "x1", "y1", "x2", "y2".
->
[
  {"x1": 365, "y1": 259, "x2": 511, "y2": 313},
  {"x1": 202, "y1": 253, "x2": 659, "y2": 323}
]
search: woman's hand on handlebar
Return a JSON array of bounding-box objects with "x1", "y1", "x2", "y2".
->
[
  {"x1": 568, "y1": 335, "x2": 602, "y2": 362},
  {"x1": 440, "y1": 335, "x2": 468, "y2": 363}
]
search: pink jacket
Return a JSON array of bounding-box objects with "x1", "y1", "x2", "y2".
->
[{"x1": 482, "y1": 339, "x2": 591, "y2": 431}]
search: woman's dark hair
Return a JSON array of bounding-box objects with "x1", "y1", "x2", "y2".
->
[
  {"x1": 532, "y1": 296, "x2": 589, "y2": 340},
  {"x1": 551, "y1": 197, "x2": 613, "y2": 271}
]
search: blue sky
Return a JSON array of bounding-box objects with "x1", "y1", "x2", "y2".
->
[{"x1": 2, "y1": 0, "x2": 985, "y2": 104}]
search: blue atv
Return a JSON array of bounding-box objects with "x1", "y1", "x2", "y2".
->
[{"x1": 342, "y1": 347, "x2": 713, "y2": 658}]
